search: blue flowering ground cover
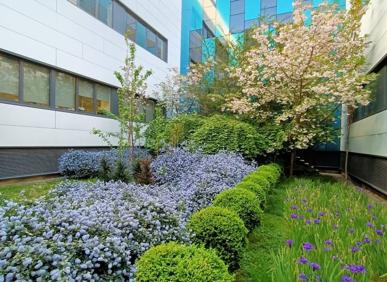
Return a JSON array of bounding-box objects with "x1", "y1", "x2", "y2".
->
[{"x1": 0, "y1": 149, "x2": 255, "y2": 281}]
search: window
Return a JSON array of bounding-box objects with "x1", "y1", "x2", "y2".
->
[
  {"x1": 97, "y1": 0, "x2": 113, "y2": 26},
  {"x1": 78, "y1": 79, "x2": 94, "y2": 113},
  {"x1": 353, "y1": 62, "x2": 387, "y2": 121},
  {"x1": 70, "y1": 0, "x2": 167, "y2": 61},
  {"x1": 277, "y1": 12, "x2": 292, "y2": 23},
  {"x1": 231, "y1": 0, "x2": 244, "y2": 15},
  {"x1": 95, "y1": 83, "x2": 111, "y2": 113},
  {"x1": 23, "y1": 62, "x2": 49, "y2": 106},
  {"x1": 0, "y1": 54, "x2": 19, "y2": 102},
  {"x1": 78, "y1": 0, "x2": 96, "y2": 16},
  {"x1": 146, "y1": 29, "x2": 157, "y2": 53},
  {"x1": 230, "y1": 13, "x2": 245, "y2": 33},
  {"x1": 56, "y1": 72, "x2": 76, "y2": 110},
  {"x1": 261, "y1": 0, "x2": 276, "y2": 9},
  {"x1": 145, "y1": 100, "x2": 155, "y2": 122}
]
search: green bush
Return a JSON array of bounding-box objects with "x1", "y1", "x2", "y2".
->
[
  {"x1": 144, "y1": 116, "x2": 169, "y2": 152},
  {"x1": 145, "y1": 114, "x2": 204, "y2": 151},
  {"x1": 234, "y1": 181, "x2": 267, "y2": 207},
  {"x1": 189, "y1": 115, "x2": 267, "y2": 158},
  {"x1": 188, "y1": 206, "x2": 247, "y2": 269},
  {"x1": 213, "y1": 188, "x2": 263, "y2": 231},
  {"x1": 135, "y1": 242, "x2": 234, "y2": 282},
  {"x1": 242, "y1": 173, "x2": 271, "y2": 191},
  {"x1": 165, "y1": 114, "x2": 205, "y2": 146}
]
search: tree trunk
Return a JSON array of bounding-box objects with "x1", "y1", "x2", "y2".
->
[{"x1": 289, "y1": 151, "x2": 295, "y2": 177}]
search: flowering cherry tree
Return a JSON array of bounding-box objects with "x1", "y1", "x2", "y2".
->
[{"x1": 226, "y1": 0, "x2": 376, "y2": 173}]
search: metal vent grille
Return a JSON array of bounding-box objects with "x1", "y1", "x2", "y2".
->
[
  {"x1": 0, "y1": 147, "x2": 108, "y2": 180},
  {"x1": 348, "y1": 153, "x2": 387, "y2": 195}
]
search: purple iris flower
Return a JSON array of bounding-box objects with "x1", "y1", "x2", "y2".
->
[
  {"x1": 299, "y1": 256, "x2": 308, "y2": 265},
  {"x1": 291, "y1": 205, "x2": 298, "y2": 210},
  {"x1": 303, "y1": 242, "x2": 314, "y2": 252},
  {"x1": 363, "y1": 236, "x2": 370, "y2": 244},
  {"x1": 310, "y1": 262, "x2": 320, "y2": 271},
  {"x1": 305, "y1": 219, "x2": 311, "y2": 225},
  {"x1": 286, "y1": 239, "x2": 294, "y2": 248},
  {"x1": 291, "y1": 214, "x2": 298, "y2": 219},
  {"x1": 367, "y1": 222, "x2": 373, "y2": 228},
  {"x1": 325, "y1": 239, "x2": 333, "y2": 245},
  {"x1": 351, "y1": 246, "x2": 359, "y2": 253},
  {"x1": 307, "y1": 208, "x2": 313, "y2": 213},
  {"x1": 376, "y1": 229, "x2": 383, "y2": 236},
  {"x1": 346, "y1": 264, "x2": 366, "y2": 274},
  {"x1": 341, "y1": 275, "x2": 355, "y2": 282},
  {"x1": 318, "y1": 212, "x2": 325, "y2": 217},
  {"x1": 314, "y1": 218, "x2": 321, "y2": 224},
  {"x1": 367, "y1": 204, "x2": 373, "y2": 209},
  {"x1": 299, "y1": 273, "x2": 307, "y2": 281}
]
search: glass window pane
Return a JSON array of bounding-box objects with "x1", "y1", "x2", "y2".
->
[
  {"x1": 96, "y1": 84, "x2": 111, "y2": 113},
  {"x1": 230, "y1": 13, "x2": 245, "y2": 33},
  {"x1": 56, "y1": 72, "x2": 75, "y2": 110},
  {"x1": 231, "y1": 0, "x2": 244, "y2": 15},
  {"x1": 0, "y1": 54, "x2": 19, "y2": 102},
  {"x1": 261, "y1": 0, "x2": 276, "y2": 9},
  {"x1": 277, "y1": 12, "x2": 292, "y2": 23},
  {"x1": 112, "y1": 1, "x2": 127, "y2": 34},
  {"x1": 23, "y1": 62, "x2": 49, "y2": 106},
  {"x1": 145, "y1": 100, "x2": 155, "y2": 122},
  {"x1": 136, "y1": 22, "x2": 146, "y2": 48},
  {"x1": 79, "y1": 0, "x2": 96, "y2": 16},
  {"x1": 78, "y1": 79, "x2": 94, "y2": 112},
  {"x1": 97, "y1": 0, "x2": 112, "y2": 26},
  {"x1": 146, "y1": 29, "x2": 156, "y2": 54}
]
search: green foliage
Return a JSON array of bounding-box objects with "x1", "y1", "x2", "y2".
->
[
  {"x1": 189, "y1": 115, "x2": 267, "y2": 158},
  {"x1": 144, "y1": 116, "x2": 169, "y2": 152},
  {"x1": 99, "y1": 157, "x2": 112, "y2": 182},
  {"x1": 213, "y1": 188, "x2": 263, "y2": 231},
  {"x1": 166, "y1": 114, "x2": 205, "y2": 146},
  {"x1": 135, "y1": 242, "x2": 234, "y2": 282},
  {"x1": 234, "y1": 181, "x2": 267, "y2": 207},
  {"x1": 188, "y1": 206, "x2": 248, "y2": 269},
  {"x1": 242, "y1": 173, "x2": 271, "y2": 192},
  {"x1": 112, "y1": 159, "x2": 131, "y2": 183},
  {"x1": 145, "y1": 114, "x2": 204, "y2": 152}
]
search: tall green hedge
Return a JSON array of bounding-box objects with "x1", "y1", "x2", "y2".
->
[{"x1": 189, "y1": 115, "x2": 267, "y2": 158}]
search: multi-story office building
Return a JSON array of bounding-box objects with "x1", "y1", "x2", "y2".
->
[
  {"x1": 344, "y1": 0, "x2": 387, "y2": 194},
  {"x1": 0, "y1": 0, "x2": 182, "y2": 179}
]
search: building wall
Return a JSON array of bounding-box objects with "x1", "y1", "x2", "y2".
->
[
  {"x1": 348, "y1": 0, "x2": 387, "y2": 157},
  {"x1": 0, "y1": 0, "x2": 182, "y2": 148}
]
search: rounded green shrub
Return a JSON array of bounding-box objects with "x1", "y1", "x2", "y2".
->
[
  {"x1": 213, "y1": 188, "x2": 263, "y2": 231},
  {"x1": 243, "y1": 173, "x2": 271, "y2": 191},
  {"x1": 189, "y1": 115, "x2": 267, "y2": 158},
  {"x1": 234, "y1": 181, "x2": 267, "y2": 207},
  {"x1": 135, "y1": 242, "x2": 234, "y2": 282},
  {"x1": 188, "y1": 206, "x2": 247, "y2": 269},
  {"x1": 256, "y1": 170, "x2": 278, "y2": 187},
  {"x1": 259, "y1": 164, "x2": 281, "y2": 179}
]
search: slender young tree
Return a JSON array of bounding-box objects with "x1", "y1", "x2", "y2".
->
[
  {"x1": 225, "y1": 0, "x2": 376, "y2": 175},
  {"x1": 93, "y1": 34, "x2": 152, "y2": 162}
]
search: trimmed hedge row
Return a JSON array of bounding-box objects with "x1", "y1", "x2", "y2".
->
[{"x1": 135, "y1": 163, "x2": 282, "y2": 281}]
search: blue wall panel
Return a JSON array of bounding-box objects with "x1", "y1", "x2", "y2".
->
[
  {"x1": 277, "y1": 0, "x2": 293, "y2": 14},
  {"x1": 245, "y1": 0, "x2": 260, "y2": 20}
]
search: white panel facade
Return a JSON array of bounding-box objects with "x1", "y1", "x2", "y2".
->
[
  {"x1": 0, "y1": 0, "x2": 182, "y2": 147},
  {"x1": 347, "y1": 0, "x2": 387, "y2": 156}
]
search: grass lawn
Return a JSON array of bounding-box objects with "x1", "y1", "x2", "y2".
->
[
  {"x1": 236, "y1": 180, "x2": 288, "y2": 281},
  {"x1": 0, "y1": 178, "x2": 62, "y2": 204},
  {"x1": 237, "y1": 177, "x2": 387, "y2": 282}
]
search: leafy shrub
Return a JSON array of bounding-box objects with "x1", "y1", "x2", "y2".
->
[
  {"x1": 144, "y1": 116, "x2": 169, "y2": 152},
  {"x1": 188, "y1": 206, "x2": 248, "y2": 269},
  {"x1": 99, "y1": 157, "x2": 112, "y2": 182},
  {"x1": 112, "y1": 159, "x2": 132, "y2": 183},
  {"x1": 135, "y1": 242, "x2": 234, "y2": 282},
  {"x1": 165, "y1": 114, "x2": 205, "y2": 146},
  {"x1": 234, "y1": 181, "x2": 267, "y2": 207},
  {"x1": 213, "y1": 188, "x2": 263, "y2": 231},
  {"x1": 151, "y1": 148, "x2": 256, "y2": 214},
  {"x1": 189, "y1": 115, "x2": 267, "y2": 158},
  {"x1": 242, "y1": 173, "x2": 271, "y2": 191}
]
